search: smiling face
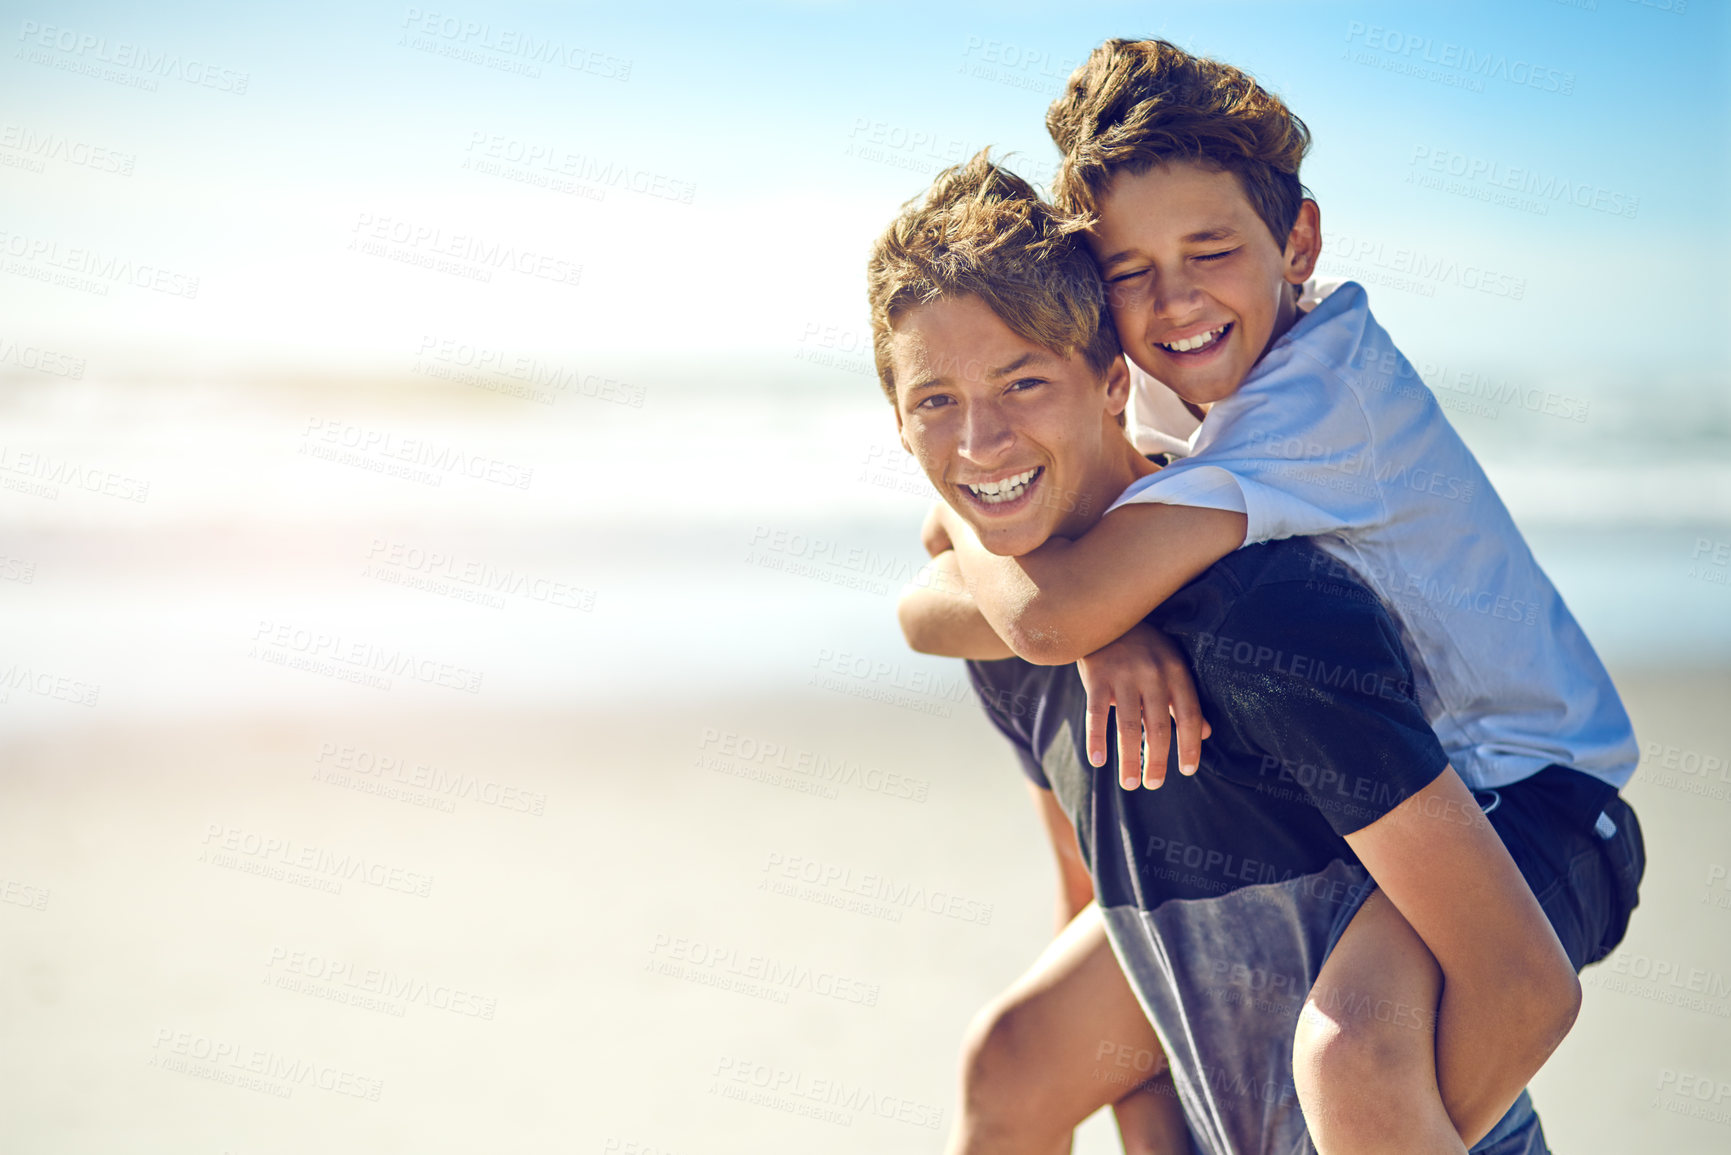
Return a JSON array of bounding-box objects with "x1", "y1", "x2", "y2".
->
[
  {"x1": 1089, "y1": 160, "x2": 1320, "y2": 408},
  {"x1": 890, "y1": 294, "x2": 1138, "y2": 557}
]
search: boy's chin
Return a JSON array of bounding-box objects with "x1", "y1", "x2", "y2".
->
[{"x1": 969, "y1": 520, "x2": 1050, "y2": 559}]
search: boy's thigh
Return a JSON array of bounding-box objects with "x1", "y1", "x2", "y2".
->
[
  {"x1": 1478, "y1": 766, "x2": 1645, "y2": 971},
  {"x1": 974, "y1": 903, "x2": 1167, "y2": 1111}
]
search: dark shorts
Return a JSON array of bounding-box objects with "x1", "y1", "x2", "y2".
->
[{"x1": 1474, "y1": 764, "x2": 1645, "y2": 971}]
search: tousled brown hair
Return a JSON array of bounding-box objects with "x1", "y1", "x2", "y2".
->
[
  {"x1": 866, "y1": 150, "x2": 1119, "y2": 404},
  {"x1": 1047, "y1": 38, "x2": 1311, "y2": 243}
]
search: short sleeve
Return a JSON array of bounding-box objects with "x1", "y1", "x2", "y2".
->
[
  {"x1": 965, "y1": 658, "x2": 1051, "y2": 790},
  {"x1": 1106, "y1": 351, "x2": 1387, "y2": 546},
  {"x1": 1193, "y1": 571, "x2": 1448, "y2": 836}
]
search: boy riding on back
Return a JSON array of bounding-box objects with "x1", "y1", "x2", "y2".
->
[{"x1": 891, "y1": 37, "x2": 1645, "y2": 1154}]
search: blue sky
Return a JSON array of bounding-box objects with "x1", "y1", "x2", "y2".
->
[{"x1": 3, "y1": 0, "x2": 1727, "y2": 387}]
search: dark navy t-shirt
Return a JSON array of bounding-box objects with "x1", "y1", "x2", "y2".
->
[{"x1": 967, "y1": 537, "x2": 1457, "y2": 1155}]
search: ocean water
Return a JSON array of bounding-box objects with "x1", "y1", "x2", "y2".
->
[{"x1": 2, "y1": 363, "x2": 1728, "y2": 731}]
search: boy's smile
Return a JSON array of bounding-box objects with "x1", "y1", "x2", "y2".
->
[
  {"x1": 888, "y1": 294, "x2": 1146, "y2": 557},
  {"x1": 1088, "y1": 161, "x2": 1320, "y2": 408}
]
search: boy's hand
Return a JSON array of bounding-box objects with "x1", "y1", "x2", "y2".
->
[
  {"x1": 1077, "y1": 623, "x2": 1211, "y2": 790},
  {"x1": 920, "y1": 501, "x2": 955, "y2": 558}
]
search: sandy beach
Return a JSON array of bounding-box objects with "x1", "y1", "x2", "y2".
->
[{"x1": 3, "y1": 662, "x2": 1728, "y2": 1153}]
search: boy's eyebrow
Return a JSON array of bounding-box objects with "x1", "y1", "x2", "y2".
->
[
  {"x1": 1098, "y1": 226, "x2": 1240, "y2": 268},
  {"x1": 986, "y1": 350, "x2": 1051, "y2": 378},
  {"x1": 1183, "y1": 226, "x2": 1238, "y2": 243},
  {"x1": 905, "y1": 349, "x2": 1052, "y2": 393}
]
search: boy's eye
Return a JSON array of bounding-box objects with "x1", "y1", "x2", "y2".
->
[
  {"x1": 914, "y1": 393, "x2": 953, "y2": 411},
  {"x1": 1194, "y1": 248, "x2": 1237, "y2": 262},
  {"x1": 1007, "y1": 377, "x2": 1046, "y2": 394},
  {"x1": 1108, "y1": 268, "x2": 1150, "y2": 284}
]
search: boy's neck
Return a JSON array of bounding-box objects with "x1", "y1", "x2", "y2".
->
[{"x1": 1061, "y1": 431, "x2": 1162, "y2": 537}]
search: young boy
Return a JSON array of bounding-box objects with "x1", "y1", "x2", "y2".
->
[
  {"x1": 901, "y1": 38, "x2": 1644, "y2": 1153},
  {"x1": 868, "y1": 150, "x2": 1631, "y2": 1155}
]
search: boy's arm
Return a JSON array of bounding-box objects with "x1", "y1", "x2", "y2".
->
[
  {"x1": 938, "y1": 499, "x2": 1246, "y2": 666},
  {"x1": 1345, "y1": 769, "x2": 1581, "y2": 1147},
  {"x1": 898, "y1": 551, "x2": 1016, "y2": 660},
  {"x1": 898, "y1": 528, "x2": 1209, "y2": 788}
]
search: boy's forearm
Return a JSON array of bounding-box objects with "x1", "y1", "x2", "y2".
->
[
  {"x1": 942, "y1": 501, "x2": 1245, "y2": 665},
  {"x1": 897, "y1": 552, "x2": 1015, "y2": 660}
]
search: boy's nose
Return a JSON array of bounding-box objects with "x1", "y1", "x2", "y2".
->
[
  {"x1": 1150, "y1": 269, "x2": 1200, "y2": 320},
  {"x1": 957, "y1": 402, "x2": 1013, "y2": 463}
]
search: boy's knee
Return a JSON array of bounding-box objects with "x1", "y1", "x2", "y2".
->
[
  {"x1": 960, "y1": 995, "x2": 1065, "y2": 1129},
  {"x1": 1292, "y1": 999, "x2": 1431, "y2": 1099},
  {"x1": 962, "y1": 996, "x2": 1038, "y2": 1097}
]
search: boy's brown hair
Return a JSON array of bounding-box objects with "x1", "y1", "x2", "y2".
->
[
  {"x1": 866, "y1": 149, "x2": 1119, "y2": 404},
  {"x1": 1047, "y1": 38, "x2": 1311, "y2": 243}
]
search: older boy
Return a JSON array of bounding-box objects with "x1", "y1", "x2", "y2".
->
[
  {"x1": 871, "y1": 151, "x2": 1635, "y2": 1154},
  {"x1": 912, "y1": 38, "x2": 1643, "y2": 1153}
]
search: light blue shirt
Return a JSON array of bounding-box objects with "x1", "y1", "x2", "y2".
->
[{"x1": 1107, "y1": 280, "x2": 1637, "y2": 791}]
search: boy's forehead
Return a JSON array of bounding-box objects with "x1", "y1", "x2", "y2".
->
[
  {"x1": 890, "y1": 296, "x2": 1061, "y2": 385},
  {"x1": 1091, "y1": 162, "x2": 1262, "y2": 247}
]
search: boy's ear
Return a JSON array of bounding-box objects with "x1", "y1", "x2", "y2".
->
[
  {"x1": 1104, "y1": 353, "x2": 1132, "y2": 418},
  {"x1": 1283, "y1": 198, "x2": 1322, "y2": 285}
]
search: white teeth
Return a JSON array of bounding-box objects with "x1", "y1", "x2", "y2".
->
[
  {"x1": 965, "y1": 467, "x2": 1039, "y2": 504},
  {"x1": 1159, "y1": 325, "x2": 1226, "y2": 353}
]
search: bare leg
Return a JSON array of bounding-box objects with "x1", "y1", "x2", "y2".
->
[
  {"x1": 1292, "y1": 889, "x2": 1464, "y2": 1155},
  {"x1": 948, "y1": 902, "x2": 1191, "y2": 1155}
]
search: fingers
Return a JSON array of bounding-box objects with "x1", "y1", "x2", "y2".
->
[
  {"x1": 1080, "y1": 667, "x2": 1113, "y2": 770},
  {"x1": 1169, "y1": 675, "x2": 1207, "y2": 779},
  {"x1": 1117, "y1": 692, "x2": 1146, "y2": 791},
  {"x1": 1140, "y1": 703, "x2": 1171, "y2": 790}
]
